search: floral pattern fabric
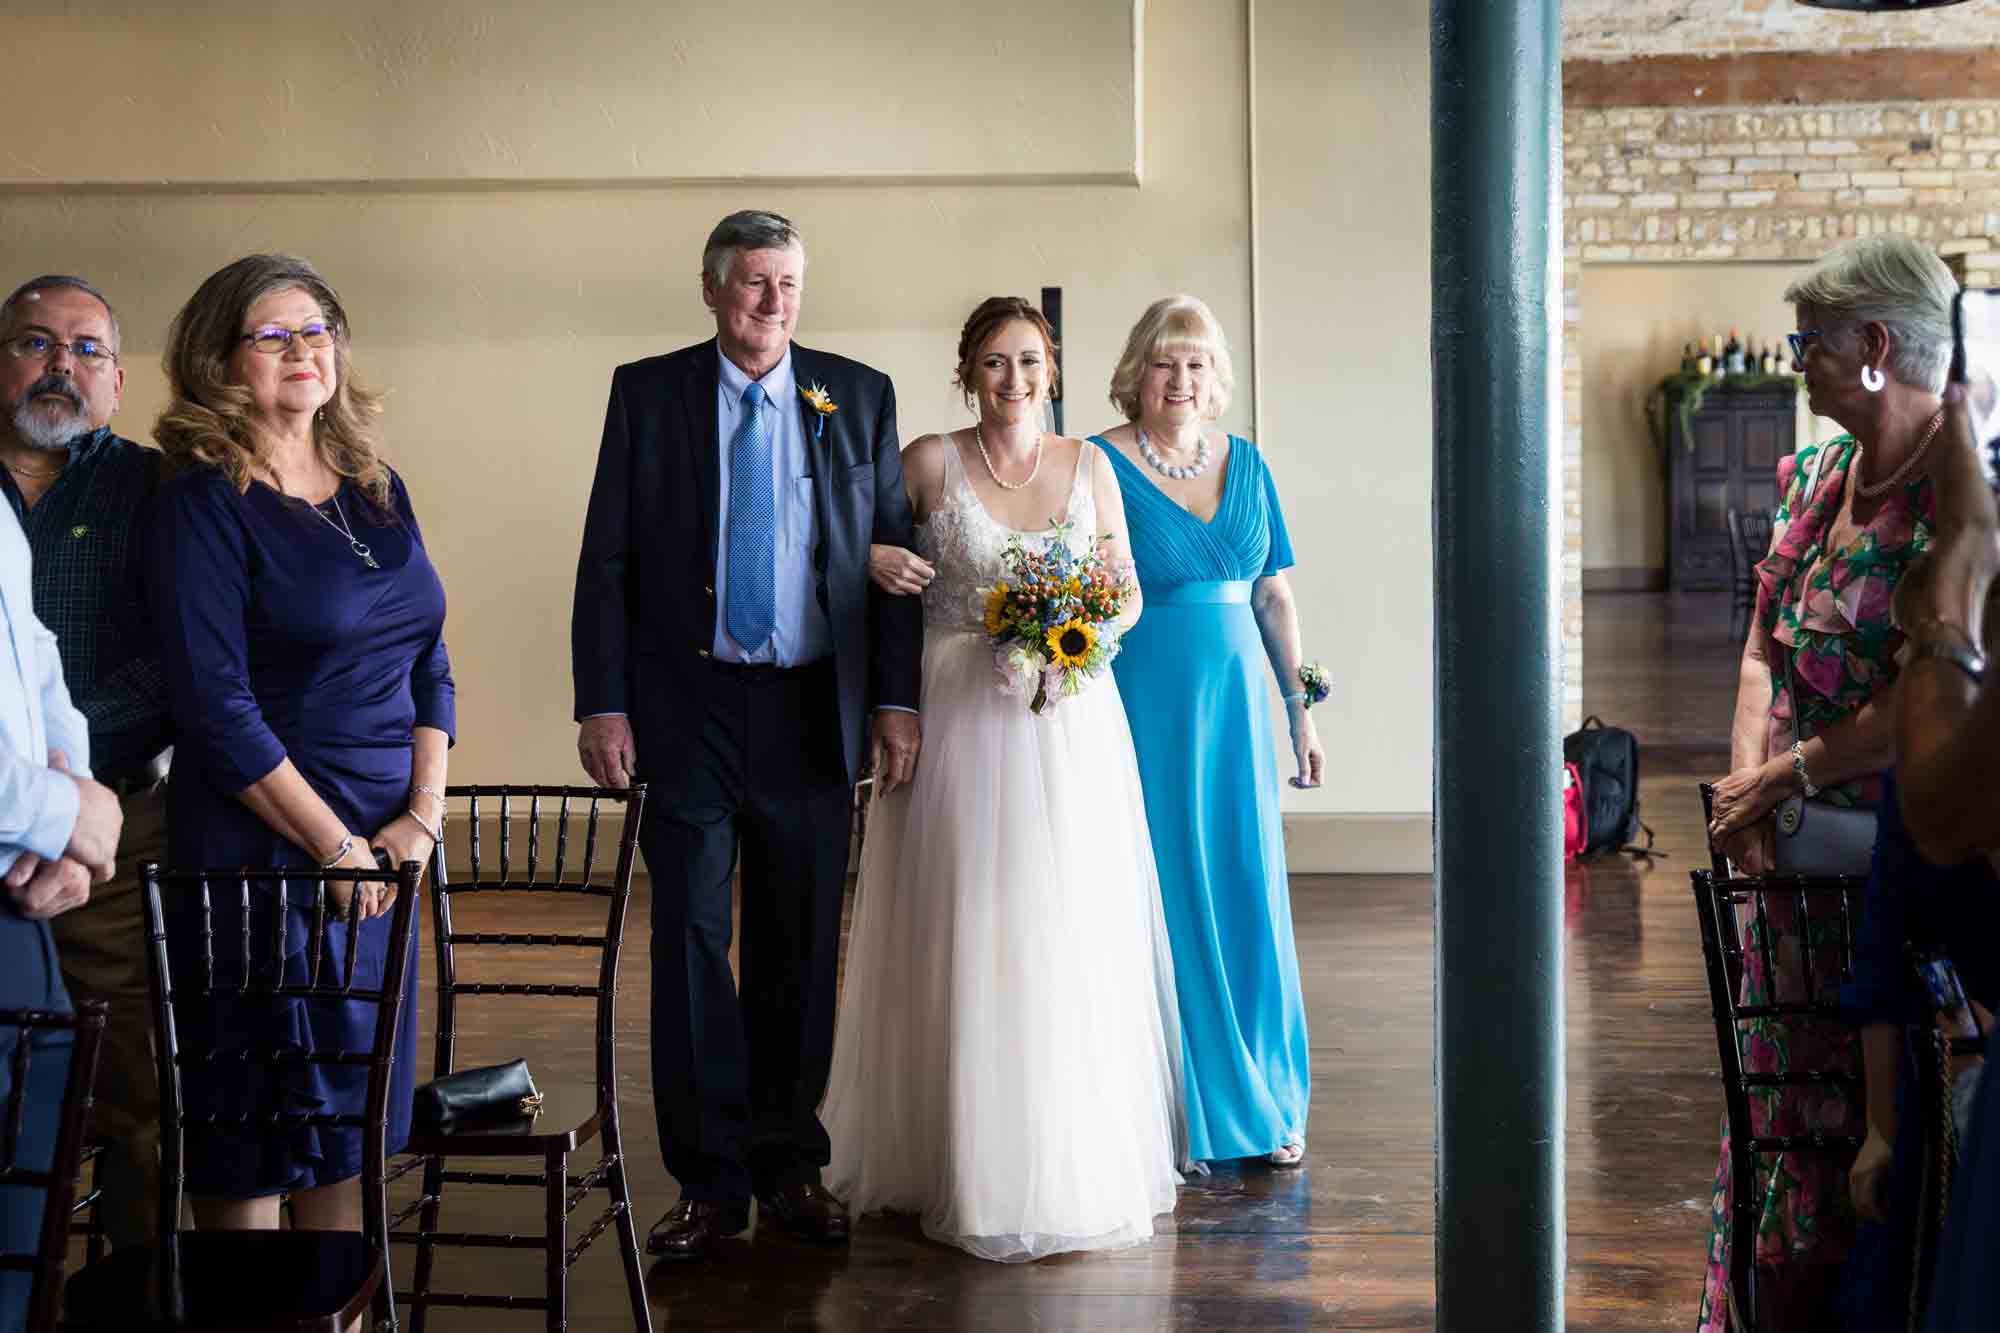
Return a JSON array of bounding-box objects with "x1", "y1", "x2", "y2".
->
[{"x1": 1696, "y1": 434, "x2": 1934, "y2": 1333}]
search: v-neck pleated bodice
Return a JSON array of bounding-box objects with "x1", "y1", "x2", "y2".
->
[{"x1": 1093, "y1": 436, "x2": 1294, "y2": 591}]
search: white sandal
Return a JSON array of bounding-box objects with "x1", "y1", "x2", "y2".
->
[{"x1": 1266, "y1": 1138, "x2": 1306, "y2": 1168}]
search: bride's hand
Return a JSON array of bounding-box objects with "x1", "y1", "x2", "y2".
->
[{"x1": 869, "y1": 544, "x2": 936, "y2": 596}]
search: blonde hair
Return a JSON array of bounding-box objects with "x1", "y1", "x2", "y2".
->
[
  {"x1": 155, "y1": 254, "x2": 392, "y2": 511},
  {"x1": 1783, "y1": 235, "x2": 1958, "y2": 394},
  {"x1": 1108, "y1": 295, "x2": 1235, "y2": 422}
]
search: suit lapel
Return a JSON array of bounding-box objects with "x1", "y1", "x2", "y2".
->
[
  {"x1": 791, "y1": 344, "x2": 835, "y2": 577},
  {"x1": 685, "y1": 341, "x2": 722, "y2": 572}
]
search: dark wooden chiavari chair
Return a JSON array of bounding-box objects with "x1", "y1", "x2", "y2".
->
[
  {"x1": 390, "y1": 785, "x2": 651, "y2": 1333},
  {"x1": 63, "y1": 860, "x2": 421, "y2": 1332},
  {"x1": 1690, "y1": 866, "x2": 1867, "y2": 1333},
  {"x1": 0, "y1": 1000, "x2": 107, "y2": 1333}
]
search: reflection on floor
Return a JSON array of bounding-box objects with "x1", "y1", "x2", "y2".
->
[{"x1": 282, "y1": 591, "x2": 1746, "y2": 1329}]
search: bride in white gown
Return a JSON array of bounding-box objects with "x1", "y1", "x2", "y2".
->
[{"x1": 821, "y1": 298, "x2": 1185, "y2": 1262}]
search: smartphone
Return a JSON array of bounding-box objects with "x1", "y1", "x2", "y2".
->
[{"x1": 1950, "y1": 288, "x2": 2000, "y2": 492}]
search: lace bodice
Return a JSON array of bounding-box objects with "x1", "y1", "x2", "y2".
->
[{"x1": 918, "y1": 438, "x2": 1097, "y2": 633}]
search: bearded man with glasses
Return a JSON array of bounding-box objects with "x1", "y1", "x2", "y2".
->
[{"x1": 0, "y1": 274, "x2": 170, "y2": 1254}]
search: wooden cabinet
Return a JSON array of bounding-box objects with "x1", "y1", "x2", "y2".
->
[{"x1": 1667, "y1": 384, "x2": 1795, "y2": 592}]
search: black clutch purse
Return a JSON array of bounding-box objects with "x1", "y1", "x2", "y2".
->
[{"x1": 413, "y1": 1059, "x2": 544, "y2": 1128}]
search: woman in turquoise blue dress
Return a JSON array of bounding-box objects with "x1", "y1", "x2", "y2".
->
[{"x1": 1088, "y1": 295, "x2": 1321, "y2": 1166}]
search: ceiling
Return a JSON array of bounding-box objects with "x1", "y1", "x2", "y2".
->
[{"x1": 1565, "y1": 0, "x2": 2000, "y2": 60}]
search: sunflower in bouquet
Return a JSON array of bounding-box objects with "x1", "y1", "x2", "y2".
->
[{"x1": 977, "y1": 523, "x2": 1134, "y2": 714}]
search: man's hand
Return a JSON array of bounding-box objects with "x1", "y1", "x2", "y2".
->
[
  {"x1": 1850, "y1": 1125, "x2": 1894, "y2": 1225},
  {"x1": 578, "y1": 715, "x2": 638, "y2": 789},
  {"x1": 8, "y1": 855, "x2": 91, "y2": 920},
  {"x1": 49, "y1": 751, "x2": 121, "y2": 884},
  {"x1": 868, "y1": 544, "x2": 936, "y2": 596},
  {"x1": 869, "y1": 710, "x2": 922, "y2": 796}
]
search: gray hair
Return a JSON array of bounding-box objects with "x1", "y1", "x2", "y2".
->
[
  {"x1": 701, "y1": 210, "x2": 804, "y2": 286},
  {"x1": 0, "y1": 274, "x2": 121, "y2": 349},
  {"x1": 1783, "y1": 235, "x2": 1957, "y2": 393}
]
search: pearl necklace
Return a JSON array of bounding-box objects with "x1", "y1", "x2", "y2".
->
[
  {"x1": 974, "y1": 425, "x2": 1043, "y2": 491},
  {"x1": 1137, "y1": 427, "x2": 1212, "y2": 480},
  {"x1": 1855, "y1": 409, "x2": 1945, "y2": 500}
]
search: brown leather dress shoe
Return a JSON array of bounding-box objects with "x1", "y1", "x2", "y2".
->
[
  {"x1": 646, "y1": 1198, "x2": 750, "y2": 1260},
  {"x1": 755, "y1": 1182, "x2": 850, "y2": 1243}
]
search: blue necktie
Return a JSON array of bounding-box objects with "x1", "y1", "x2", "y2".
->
[{"x1": 726, "y1": 382, "x2": 776, "y2": 651}]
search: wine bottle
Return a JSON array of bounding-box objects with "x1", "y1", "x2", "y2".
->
[
  {"x1": 1681, "y1": 342, "x2": 1697, "y2": 375},
  {"x1": 1725, "y1": 327, "x2": 1745, "y2": 376}
]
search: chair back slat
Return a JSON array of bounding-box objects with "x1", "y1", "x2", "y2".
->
[
  {"x1": 426, "y1": 784, "x2": 646, "y2": 1103},
  {"x1": 0, "y1": 1001, "x2": 107, "y2": 1333}
]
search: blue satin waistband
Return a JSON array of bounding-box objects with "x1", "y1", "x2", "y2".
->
[{"x1": 1147, "y1": 580, "x2": 1252, "y2": 606}]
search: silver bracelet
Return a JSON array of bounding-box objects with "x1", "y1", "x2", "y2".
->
[
  {"x1": 406, "y1": 807, "x2": 444, "y2": 845},
  {"x1": 1791, "y1": 740, "x2": 1820, "y2": 799},
  {"x1": 1281, "y1": 691, "x2": 1307, "y2": 705},
  {"x1": 411, "y1": 784, "x2": 446, "y2": 816},
  {"x1": 318, "y1": 833, "x2": 354, "y2": 870}
]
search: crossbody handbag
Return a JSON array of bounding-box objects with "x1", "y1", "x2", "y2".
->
[{"x1": 1769, "y1": 440, "x2": 1880, "y2": 876}]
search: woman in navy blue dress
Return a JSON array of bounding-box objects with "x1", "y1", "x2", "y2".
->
[{"x1": 147, "y1": 255, "x2": 453, "y2": 1234}]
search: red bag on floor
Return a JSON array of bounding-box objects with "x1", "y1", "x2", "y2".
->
[{"x1": 1563, "y1": 762, "x2": 1588, "y2": 865}]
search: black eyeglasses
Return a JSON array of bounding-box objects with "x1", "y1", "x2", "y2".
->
[
  {"x1": 1786, "y1": 330, "x2": 1823, "y2": 362},
  {"x1": 4, "y1": 332, "x2": 116, "y2": 368},
  {"x1": 239, "y1": 322, "x2": 336, "y2": 355}
]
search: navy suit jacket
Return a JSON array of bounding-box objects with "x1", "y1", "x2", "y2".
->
[{"x1": 571, "y1": 339, "x2": 923, "y2": 789}]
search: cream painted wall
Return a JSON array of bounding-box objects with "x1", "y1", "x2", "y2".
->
[
  {"x1": 1580, "y1": 263, "x2": 1816, "y2": 573},
  {"x1": 4, "y1": 0, "x2": 1438, "y2": 863},
  {"x1": 1253, "y1": 0, "x2": 1432, "y2": 826},
  {"x1": 5, "y1": 2, "x2": 1138, "y2": 185}
]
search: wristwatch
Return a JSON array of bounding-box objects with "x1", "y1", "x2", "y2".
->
[{"x1": 1909, "y1": 636, "x2": 1988, "y2": 684}]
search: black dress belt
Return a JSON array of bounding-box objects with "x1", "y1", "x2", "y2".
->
[{"x1": 706, "y1": 656, "x2": 832, "y2": 684}]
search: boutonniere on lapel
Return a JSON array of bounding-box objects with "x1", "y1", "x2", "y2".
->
[{"x1": 800, "y1": 382, "x2": 838, "y2": 441}]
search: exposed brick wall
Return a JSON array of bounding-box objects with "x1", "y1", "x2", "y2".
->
[
  {"x1": 1565, "y1": 0, "x2": 2000, "y2": 60},
  {"x1": 1566, "y1": 100, "x2": 2000, "y2": 283}
]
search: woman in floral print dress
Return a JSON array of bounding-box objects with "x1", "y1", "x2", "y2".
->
[{"x1": 1699, "y1": 235, "x2": 1956, "y2": 1332}]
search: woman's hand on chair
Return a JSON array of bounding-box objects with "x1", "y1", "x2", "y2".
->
[
  {"x1": 868, "y1": 544, "x2": 935, "y2": 596},
  {"x1": 367, "y1": 814, "x2": 435, "y2": 910},
  {"x1": 324, "y1": 837, "x2": 390, "y2": 920},
  {"x1": 1707, "y1": 760, "x2": 1788, "y2": 856}
]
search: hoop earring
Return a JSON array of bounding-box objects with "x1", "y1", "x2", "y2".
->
[{"x1": 1861, "y1": 365, "x2": 1886, "y2": 393}]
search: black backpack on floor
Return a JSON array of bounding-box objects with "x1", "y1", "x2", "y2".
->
[{"x1": 1563, "y1": 716, "x2": 1657, "y2": 858}]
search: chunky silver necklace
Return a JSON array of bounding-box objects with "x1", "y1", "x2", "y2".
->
[
  {"x1": 312, "y1": 493, "x2": 380, "y2": 569},
  {"x1": 974, "y1": 424, "x2": 1043, "y2": 491},
  {"x1": 1137, "y1": 427, "x2": 1212, "y2": 480}
]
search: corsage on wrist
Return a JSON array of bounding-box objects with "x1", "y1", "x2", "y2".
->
[{"x1": 1292, "y1": 663, "x2": 1331, "y2": 710}]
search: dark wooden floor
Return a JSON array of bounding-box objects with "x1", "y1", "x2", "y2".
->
[{"x1": 380, "y1": 591, "x2": 1744, "y2": 1331}]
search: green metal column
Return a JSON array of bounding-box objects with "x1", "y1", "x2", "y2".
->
[{"x1": 1431, "y1": 1, "x2": 1565, "y2": 1330}]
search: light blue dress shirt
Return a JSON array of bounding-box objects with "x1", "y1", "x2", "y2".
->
[
  {"x1": 0, "y1": 502, "x2": 92, "y2": 877},
  {"x1": 713, "y1": 345, "x2": 831, "y2": 666}
]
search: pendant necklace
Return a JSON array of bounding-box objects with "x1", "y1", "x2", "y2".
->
[{"x1": 312, "y1": 492, "x2": 380, "y2": 569}]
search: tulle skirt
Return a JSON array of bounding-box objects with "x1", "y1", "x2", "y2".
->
[{"x1": 822, "y1": 627, "x2": 1185, "y2": 1261}]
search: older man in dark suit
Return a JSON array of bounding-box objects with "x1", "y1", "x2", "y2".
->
[{"x1": 572, "y1": 210, "x2": 922, "y2": 1260}]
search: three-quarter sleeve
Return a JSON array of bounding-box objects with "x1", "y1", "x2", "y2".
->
[
  {"x1": 1258, "y1": 445, "x2": 1296, "y2": 577},
  {"x1": 147, "y1": 475, "x2": 289, "y2": 793},
  {"x1": 393, "y1": 474, "x2": 457, "y2": 742}
]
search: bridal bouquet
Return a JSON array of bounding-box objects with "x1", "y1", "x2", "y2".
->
[{"x1": 977, "y1": 524, "x2": 1134, "y2": 715}]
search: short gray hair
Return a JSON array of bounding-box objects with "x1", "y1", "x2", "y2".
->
[
  {"x1": 0, "y1": 274, "x2": 121, "y2": 349},
  {"x1": 701, "y1": 210, "x2": 804, "y2": 286},
  {"x1": 1783, "y1": 235, "x2": 1957, "y2": 393}
]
